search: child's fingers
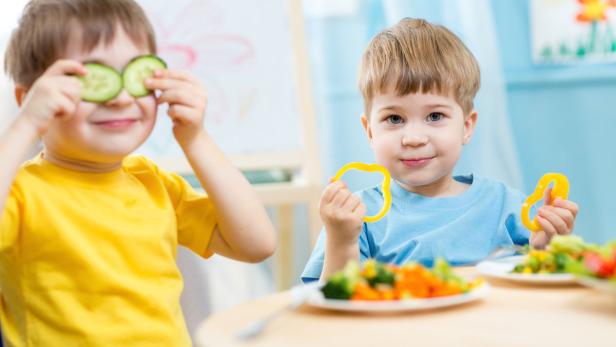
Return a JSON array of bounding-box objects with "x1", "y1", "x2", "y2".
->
[
  {"x1": 536, "y1": 215, "x2": 557, "y2": 238},
  {"x1": 45, "y1": 59, "x2": 86, "y2": 77},
  {"x1": 531, "y1": 231, "x2": 550, "y2": 249},
  {"x1": 537, "y1": 208, "x2": 569, "y2": 235},
  {"x1": 154, "y1": 69, "x2": 201, "y2": 85},
  {"x1": 542, "y1": 205, "x2": 575, "y2": 230},
  {"x1": 57, "y1": 76, "x2": 83, "y2": 103},
  {"x1": 342, "y1": 194, "x2": 361, "y2": 212},
  {"x1": 542, "y1": 187, "x2": 553, "y2": 205},
  {"x1": 145, "y1": 77, "x2": 193, "y2": 92},
  {"x1": 330, "y1": 188, "x2": 352, "y2": 208},
  {"x1": 552, "y1": 198, "x2": 579, "y2": 218},
  {"x1": 321, "y1": 181, "x2": 346, "y2": 204},
  {"x1": 353, "y1": 202, "x2": 367, "y2": 217},
  {"x1": 167, "y1": 104, "x2": 197, "y2": 122},
  {"x1": 157, "y1": 89, "x2": 202, "y2": 108},
  {"x1": 54, "y1": 96, "x2": 78, "y2": 120}
]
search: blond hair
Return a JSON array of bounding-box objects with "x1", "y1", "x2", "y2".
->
[
  {"x1": 4, "y1": 0, "x2": 157, "y2": 88},
  {"x1": 358, "y1": 18, "x2": 480, "y2": 116}
]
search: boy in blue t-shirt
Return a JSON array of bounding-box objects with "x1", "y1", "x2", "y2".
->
[{"x1": 302, "y1": 18, "x2": 579, "y2": 282}]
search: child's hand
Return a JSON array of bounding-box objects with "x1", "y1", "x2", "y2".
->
[
  {"x1": 319, "y1": 180, "x2": 367, "y2": 244},
  {"x1": 17, "y1": 60, "x2": 85, "y2": 136},
  {"x1": 146, "y1": 69, "x2": 207, "y2": 147},
  {"x1": 530, "y1": 188, "x2": 579, "y2": 249}
]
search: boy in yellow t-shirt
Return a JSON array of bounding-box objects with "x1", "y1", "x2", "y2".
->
[{"x1": 0, "y1": 0, "x2": 276, "y2": 345}]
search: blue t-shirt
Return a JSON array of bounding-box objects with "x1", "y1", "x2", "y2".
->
[{"x1": 301, "y1": 175, "x2": 530, "y2": 283}]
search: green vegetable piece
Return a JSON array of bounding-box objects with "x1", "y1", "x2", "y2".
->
[
  {"x1": 321, "y1": 273, "x2": 353, "y2": 300},
  {"x1": 564, "y1": 258, "x2": 591, "y2": 276},
  {"x1": 554, "y1": 252, "x2": 574, "y2": 272},
  {"x1": 548, "y1": 235, "x2": 586, "y2": 255},
  {"x1": 512, "y1": 264, "x2": 525, "y2": 273},
  {"x1": 432, "y1": 257, "x2": 455, "y2": 280},
  {"x1": 433, "y1": 257, "x2": 469, "y2": 291},
  {"x1": 80, "y1": 63, "x2": 122, "y2": 103},
  {"x1": 321, "y1": 260, "x2": 361, "y2": 300},
  {"x1": 123, "y1": 55, "x2": 167, "y2": 97},
  {"x1": 366, "y1": 262, "x2": 395, "y2": 287}
]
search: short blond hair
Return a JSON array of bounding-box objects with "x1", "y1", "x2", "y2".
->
[
  {"x1": 4, "y1": 0, "x2": 157, "y2": 88},
  {"x1": 358, "y1": 18, "x2": 480, "y2": 116}
]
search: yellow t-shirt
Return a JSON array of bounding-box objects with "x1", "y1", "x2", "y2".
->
[{"x1": 0, "y1": 154, "x2": 217, "y2": 346}]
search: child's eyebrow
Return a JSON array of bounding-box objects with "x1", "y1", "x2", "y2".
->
[
  {"x1": 377, "y1": 105, "x2": 405, "y2": 113},
  {"x1": 423, "y1": 103, "x2": 454, "y2": 110}
]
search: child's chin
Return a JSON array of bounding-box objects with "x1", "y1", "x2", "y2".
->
[
  {"x1": 93, "y1": 145, "x2": 140, "y2": 160},
  {"x1": 396, "y1": 176, "x2": 445, "y2": 190}
]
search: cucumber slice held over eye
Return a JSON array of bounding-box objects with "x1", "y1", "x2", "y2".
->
[
  {"x1": 80, "y1": 63, "x2": 123, "y2": 103},
  {"x1": 123, "y1": 55, "x2": 167, "y2": 97}
]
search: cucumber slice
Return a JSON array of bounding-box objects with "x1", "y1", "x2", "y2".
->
[
  {"x1": 80, "y1": 63, "x2": 123, "y2": 103},
  {"x1": 123, "y1": 55, "x2": 167, "y2": 97}
]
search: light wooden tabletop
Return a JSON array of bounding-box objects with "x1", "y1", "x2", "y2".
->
[{"x1": 196, "y1": 268, "x2": 616, "y2": 347}]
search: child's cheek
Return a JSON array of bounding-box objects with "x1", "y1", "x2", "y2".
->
[
  {"x1": 136, "y1": 95, "x2": 158, "y2": 117},
  {"x1": 74, "y1": 101, "x2": 97, "y2": 120}
]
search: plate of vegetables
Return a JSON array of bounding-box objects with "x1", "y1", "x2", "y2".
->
[
  {"x1": 477, "y1": 235, "x2": 594, "y2": 284},
  {"x1": 305, "y1": 258, "x2": 488, "y2": 312},
  {"x1": 567, "y1": 240, "x2": 616, "y2": 295}
]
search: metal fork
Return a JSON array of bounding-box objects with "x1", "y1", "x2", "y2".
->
[{"x1": 235, "y1": 282, "x2": 321, "y2": 341}]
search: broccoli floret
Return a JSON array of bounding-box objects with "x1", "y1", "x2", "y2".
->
[
  {"x1": 321, "y1": 273, "x2": 354, "y2": 299},
  {"x1": 321, "y1": 261, "x2": 360, "y2": 299},
  {"x1": 366, "y1": 263, "x2": 395, "y2": 287}
]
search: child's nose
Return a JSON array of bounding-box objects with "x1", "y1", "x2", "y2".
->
[
  {"x1": 104, "y1": 89, "x2": 133, "y2": 108},
  {"x1": 401, "y1": 131, "x2": 429, "y2": 147}
]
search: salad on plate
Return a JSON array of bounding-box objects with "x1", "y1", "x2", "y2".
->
[{"x1": 305, "y1": 258, "x2": 488, "y2": 312}]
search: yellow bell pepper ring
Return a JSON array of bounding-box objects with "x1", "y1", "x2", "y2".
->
[
  {"x1": 521, "y1": 173, "x2": 570, "y2": 232},
  {"x1": 331, "y1": 162, "x2": 392, "y2": 223}
]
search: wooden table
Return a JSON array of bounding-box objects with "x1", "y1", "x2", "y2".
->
[{"x1": 196, "y1": 268, "x2": 616, "y2": 347}]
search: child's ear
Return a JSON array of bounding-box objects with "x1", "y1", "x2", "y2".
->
[
  {"x1": 14, "y1": 85, "x2": 26, "y2": 106},
  {"x1": 463, "y1": 111, "x2": 478, "y2": 144},
  {"x1": 360, "y1": 114, "x2": 373, "y2": 141}
]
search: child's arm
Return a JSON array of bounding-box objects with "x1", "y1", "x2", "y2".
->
[
  {"x1": 530, "y1": 188, "x2": 579, "y2": 248},
  {"x1": 0, "y1": 60, "x2": 84, "y2": 213},
  {"x1": 146, "y1": 70, "x2": 276, "y2": 263},
  {"x1": 318, "y1": 181, "x2": 366, "y2": 280}
]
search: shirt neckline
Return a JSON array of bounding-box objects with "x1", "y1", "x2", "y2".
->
[
  {"x1": 30, "y1": 153, "x2": 128, "y2": 187},
  {"x1": 387, "y1": 174, "x2": 483, "y2": 211}
]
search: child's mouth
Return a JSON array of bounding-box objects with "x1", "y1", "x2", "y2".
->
[
  {"x1": 93, "y1": 119, "x2": 138, "y2": 129},
  {"x1": 400, "y1": 157, "x2": 434, "y2": 167}
]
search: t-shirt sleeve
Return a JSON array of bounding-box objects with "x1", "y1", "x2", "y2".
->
[
  {"x1": 505, "y1": 187, "x2": 531, "y2": 245},
  {"x1": 300, "y1": 229, "x2": 325, "y2": 283},
  {"x1": 0, "y1": 184, "x2": 22, "y2": 253},
  {"x1": 300, "y1": 224, "x2": 370, "y2": 283},
  {"x1": 148, "y1": 159, "x2": 218, "y2": 258}
]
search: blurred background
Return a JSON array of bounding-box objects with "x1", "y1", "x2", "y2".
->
[{"x1": 1, "y1": 0, "x2": 616, "y2": 341}]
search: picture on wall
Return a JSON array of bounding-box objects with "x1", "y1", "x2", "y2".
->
[{"x1": 530, "y1": 0, "x2": 616, "y2": 64}]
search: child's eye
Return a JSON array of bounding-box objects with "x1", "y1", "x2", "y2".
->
[
  {"x1": 426, "y1": 112, "x2": 444, "y2": 122},
  {"x1": 386, "y1": 115, "x2": 404, "y2": 124}
]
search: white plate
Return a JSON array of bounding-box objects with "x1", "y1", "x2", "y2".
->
[
  {"x1": 476, "y1": 255, "x2": 576, "y2": 284},
  {"x1": 304, "y1": 282, "x2": 490, "y2": 312},
  {"x1": 576, "y1": 277, "x2": 616, "y2": 295}
]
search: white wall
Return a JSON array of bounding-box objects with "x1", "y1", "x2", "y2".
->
[{"x1": 0, "y1": 1, "x2": 27, "y2": 132}]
